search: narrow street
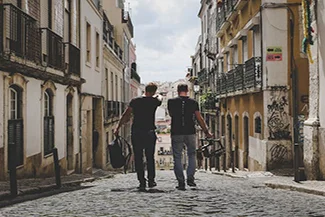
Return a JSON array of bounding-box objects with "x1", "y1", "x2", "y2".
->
[{"x1": 1, "y1": 171, "x2": 325, "y2": 217}]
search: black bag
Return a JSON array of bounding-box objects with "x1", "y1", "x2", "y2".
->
[{"x1": 108, "y1": 136, "x2": 132, "y2": 172}]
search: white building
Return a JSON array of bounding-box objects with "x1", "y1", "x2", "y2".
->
[
  {"x1": 0, "y1": 0, "x2": 81, "y2": 179},
  {"x1": 80, "y1": 0, "x2": 104, "y2": 173}
]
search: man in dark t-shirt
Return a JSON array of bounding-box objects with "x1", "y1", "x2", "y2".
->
[
  {"x1": 114, "y1": 82, "x2": 162, "y2": 190},
  {"x1": 168, "y1": 83, "x2": 212, "y2": 190}
]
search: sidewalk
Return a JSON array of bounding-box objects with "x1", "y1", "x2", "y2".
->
[
  {"x1": 0, "y1": 169, "x2": 116, "y2": 201},
  {"x1": 200, "y1": 168, "x2": 325, "y2": 197}
]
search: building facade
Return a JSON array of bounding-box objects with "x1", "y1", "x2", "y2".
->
[
  {"x1": 0, "y1": 0, "x2": 82, "y2": 179},
  {"x1": 304, "y1": 0, "x2": 325, "y2": 180},
  {"x1": 193, "y1": 0, "x2": 309, "y2": 172}
]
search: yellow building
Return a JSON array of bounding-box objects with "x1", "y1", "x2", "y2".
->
[
  {"x1": 200, "y1": 0, "x2": 309, "y2": 172},
  {"x1": 101, "y1": 0, "x2": 134, "y2": 170}
]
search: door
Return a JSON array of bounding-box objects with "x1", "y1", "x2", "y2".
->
[
  {"x1": 66, "y1": 94, "x2": 74, "y2": 171},
  {"x1": 235, "y1": 116, "x2": 239, "y2": 168},
  {"x1": 8, "y1": 85, "x2": 24, "y2": 168},
  {"x1": 243, "y1": 116, "x2": 249, "y2": 169},
  {"x1": 227, "y1": 115, "x2": 232, "y2": 169}
]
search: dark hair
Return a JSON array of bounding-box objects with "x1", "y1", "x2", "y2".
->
[
  {"x1": 177, "y1": 83, "x2": 188, "y2": 93},
  {"x1": 145, "y1": 82, "x2": 158, "y2": 93}
]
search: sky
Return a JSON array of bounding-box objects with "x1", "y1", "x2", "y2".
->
[{"x1": 127, "y1": 0, "x2": 201, "y2": 83}]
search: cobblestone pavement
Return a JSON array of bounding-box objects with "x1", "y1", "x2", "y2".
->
[{"x1": 1, "y1": 170, "x2": 325, "y2": 217}]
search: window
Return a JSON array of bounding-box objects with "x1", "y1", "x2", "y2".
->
[
  {"x1": 48, "y1": 0, "x2": 52, "y2": 29},
  {"x1": 120, "y1": 78, "x2": 123, "y2": 101},
  {"x1": 242, "y1": 37, "x2": 248, "y2": 63},
  {"x1": 253, "y1": 27, "x2": 261, "y2": 57},
  {"x1": 10, "y1": 89, "x2": 18, "y2": 120},
  {"x1": 9, "y1": 86, "x2": 22, "y2": 120},
  {"x1": 44, "y1": 89, "x2": 54, "y2": 156},
  {"x1": 96, "y1": 32, "x2": 100, "y2": 67},
  {"x1": 123, "y1": 34, "x2": 129, "y2": 64},
  {"x1": 105, "y1": 68, "x2": 109, "y2": 99},
  {"x1": 86, "y1": 22, "x2": 91, "y2": 63},
  {"x1": 111, "y1": 72, "x2": 114, "y2": 100},
  {"x1": 115, "y1": 75, "x2": 118, "y2": 101},
  {"x1": 255, "y1": 116, "x2": 262, "y2": 134},
  {"x1": 233, "y1": 45, "x2": 238, "y2": 66}
]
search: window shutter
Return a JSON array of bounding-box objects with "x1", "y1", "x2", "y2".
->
[
  {"x1": 44, "y1": 117, "x2": 49, "y2": 155},
  {"x1": 49, "y1": 116, "x2": 55, "y2": 151},
  {"x1": 8, "y1": 120, "x2": 24, "y2": 168}
]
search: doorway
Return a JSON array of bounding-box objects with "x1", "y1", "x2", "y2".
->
[
  {"x1": 235, "y1": 115, "x2": 239, "y2": 168},
  {"x1": 227, "y1": 114, "x2": 232, "y2": 169},
  {"x1": 8, "y1": 85, "x2": 24, "y2": 168},
  {"x1": 66, "y1": 94, "x2": 74, "y2": 171},
  {"x1": 243, "y1": 116, "x2": 249, "y2": 169},
  {"x1": 92, "y1": 98, "x2": 100, "y2": 168}
]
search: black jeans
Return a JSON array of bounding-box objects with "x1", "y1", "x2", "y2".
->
[{"x1": 131, "y1": 130, "x2": 157, "y2": 184}]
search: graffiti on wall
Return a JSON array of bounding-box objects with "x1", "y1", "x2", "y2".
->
[
  {"x1": 270, "y1": 144, "x2": 288, "y2": 167},
  {"x1": 267, "y1": 92, "x2": 291, "y2": 140}
]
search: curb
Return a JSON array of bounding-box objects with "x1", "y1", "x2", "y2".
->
[
  {"x1": 211, "y1": 171, "x2": 246, "y2": 179},
  {"x1": 0, "y1": 174, "x2": 114, "y2": 207},
  {"x1": 265, "y1": 182, "x2": 325, "y2": 197}
]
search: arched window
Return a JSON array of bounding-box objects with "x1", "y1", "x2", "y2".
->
[
  {"x1": 255, "y1": 116, "x2": 262, "y2": 134},
  {"x1": 9, "y1": 86, "x2": 22, "y2": 120},
  {"x1": 8, "y1": 85, "x2": 24, "y2": 167},
  {"x1": 44, "y1": 89, "x2": 54, "y2": 155}
]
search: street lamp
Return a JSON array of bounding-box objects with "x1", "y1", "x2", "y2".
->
[{"x1": 193, "y1": 84, "x2": 200, "y2": 93}]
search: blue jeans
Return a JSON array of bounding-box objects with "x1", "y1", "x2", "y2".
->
[{"x1": 171, "y1": 134, "x2": 197, "y2": 183}]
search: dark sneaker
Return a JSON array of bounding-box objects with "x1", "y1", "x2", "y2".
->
[
  {"x1": 187, "y1": 179, "x2": 197, "y2": 187},
  {"x1": 176, "y1": 182, "x2": 186, "y2": 191},
  {"x1": 137, "y1": 182, "x2": 146, "y2": 191},
  {"x1": 148, "y1": 180, "x2": 157, "y2": 188}
]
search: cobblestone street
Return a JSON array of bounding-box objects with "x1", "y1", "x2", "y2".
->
[{"x1": 1, "y1": 171, "x2": 325, "y2": 216}]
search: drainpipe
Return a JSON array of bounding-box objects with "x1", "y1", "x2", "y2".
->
[{"x1": 78, "y1": 0, "x2": 82, "y2": 174}]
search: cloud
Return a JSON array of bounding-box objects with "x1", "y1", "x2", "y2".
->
[{"x1": 127, "y1": 0, "x2": 201, "y2": 83}]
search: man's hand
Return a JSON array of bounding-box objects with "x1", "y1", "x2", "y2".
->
[
  {"x1": 153, "y1": 94, "x2": 163, "y2": 101},
  {"x1": 205, "y1": 131, "x2": 214, "y2": 138}
]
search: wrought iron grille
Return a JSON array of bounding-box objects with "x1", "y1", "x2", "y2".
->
[
  {"x1": 0, "y1": 4, "x2": 41, "y2": 63},
  {"x1": 220, "y1": 73, "x2": 227, "y2": 94},
  {"x1": 234, "y1": 64, "x2": 244, "y2": 91},
  {"x1": 41, "y1": 28, "x2": 65, "y2": 70},
  {"x1": 44, "y1": 116, "x2": 55, "y2": 156},
  {"x1": 244, "y1": 57, "x2": 262, "y2": 89},
  {"x1": 68, "y1": 43, "x2": 80, "y2": 75},
  {"x1": 226, "y1": 69, "x2": 235, "y2": 93},
  {"x1": 8, "y1": 119, "x2": 24, "y2": 168}
]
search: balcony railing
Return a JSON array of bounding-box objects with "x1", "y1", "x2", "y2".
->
[
  {"x1": 0, "y1": 3, "x2": 41, "y2": 63},
  {"x1": 103, "y1": 12, "x2": 114, "y2": 46},
  {"x1": 41, "y1": 28, "x2": 65, "y2": 70},
  {"x1": 234, "y1": 65, "x2": 244, "y2": 91},
  {"x1": 131, "y1": 68, "x2": 141, "y2": 83},
  {"x1": 198, "y1": 69, "x2": 208, "y2": 84},
  {"x1": 65, "y1": 43, "x2": 80, "y2": 76},
  {"x1": 216, "y1": 0, "x2": 240, "y2": 32},
  {"x1": 216, "y1": 57, "x2": 262, "y2": 96},
  {"x1": 122, "y1": 10, "x2": 134, "y2": 38},
  {"x1": 220, "y1": 73, "x2": 227, "y2": 94},
  {"x1": 226, "y1": 69, "x2": 235, "y2": 93},
  {"x1": 244, "y1": 57, "x2": 262, "y2": 89},
  {"x1": 118, "y1": 47, "x2": 123, "y2": 60}
]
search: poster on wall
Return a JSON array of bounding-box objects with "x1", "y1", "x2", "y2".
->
[{"x1": 266, "y1": 46, "x2": 283, "y2": 61}]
